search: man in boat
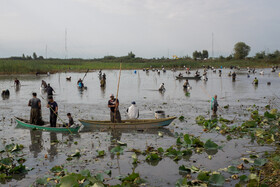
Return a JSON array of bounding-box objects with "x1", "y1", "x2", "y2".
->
[
  {"x1": 108, "y1": 94, "x2": 121, "y2": 123},
  {"x1": 41, "y1": 80, "x2": 47, "y2": 89},
  {"x1": 46, "y1": 84, "x2": 55, "y2": 96},
  {"x1": 14, "y1": 78, "x2": 20, "y2": 87},
  {"x1": 253, "y1": 77, "x2": 258, "y2": 85},
  {"x1": 178, "y1": 73, "x2": 183, "y2": 77},
  {"x1": 195, "y1": 70, "x2": 200, "y2": 77},
  {"x1": 28, "y1": 92, "x2": 42, "y2": 125},
  {"x1": 183, "y1": 80, "x2": 190, "y2": 89},
  {"x1": 127, "y1": 101, "x2": 139, "y2": 119},
  {"x1": 211, "y1": 95, "x2": 219, "y2": 115},
  {"x1": 63, "y1": 113, "x2": 74, "y2": 127},
  {"x1": 159, "y1": 83, "x2": 165, "y2": 91},
  {"x1": 232, "y1": 72, "x2": 236, "y2": 81},
  {"x1": 47, "y1": 96, "x2": 58, "y2": 127}
]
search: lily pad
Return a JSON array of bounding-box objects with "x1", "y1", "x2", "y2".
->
[
  {"x1": 209, "y1": 174, "x2": 225, "y2": 186},
  {"x1": 204, "y1": 139, "x2": 219, "y2": 150},
  {"x1": 254, "y1": 158, "x2": 267, "y2": 166}
]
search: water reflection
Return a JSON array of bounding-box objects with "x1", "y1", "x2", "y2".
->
[
  {"x1": 48, "y1": 132, "x2": 58, "y2": 162},
  {"x1": 29, "y1": 130, "x2": 43, "y2": 158}
]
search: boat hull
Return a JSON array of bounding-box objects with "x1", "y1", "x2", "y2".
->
[
  {"x1": 15, "y1": 117, "x2": 80, "y2": 133},
  {"x1": 176, "y1": 76, "x2": 201, "y2": 80},
  {"x1": 79, "y1": 117, "x2": 176, "y2": 129}
]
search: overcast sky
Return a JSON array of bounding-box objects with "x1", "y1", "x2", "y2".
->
[{"x1": 0, "y1": 0, "x2": 279, "y2": 58}]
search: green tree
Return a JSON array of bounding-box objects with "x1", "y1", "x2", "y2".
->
[
  {"x1": 128, "y1": 51, "x2": 135, "y2": 58},
  {"x1": 255, "y1": 51, "x2": 266, "y2": 59},
  {"x1": 233, "y1": 42, "x2": 251, "y2": 59},
  {"x1": 33, "y1": 52, "x2": 37, "y2": 60},
  {"x1": 193, "y1": 50, "x2": 199, "y2": 60},
  {"x1": 202, "y1": 50, "x2": 209, "y2": 59},
  {"x1": 22, "y1": 54, "x2": 25, "y2": 59}
]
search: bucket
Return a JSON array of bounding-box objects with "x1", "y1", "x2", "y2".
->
[{"x1": 155, "y1": 110, "x2": 165, "y2": 119}]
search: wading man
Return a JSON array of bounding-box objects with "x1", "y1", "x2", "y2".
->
[
  {"x1": 47, "y1": 96, "x2": 58, "y2": 127},
  {"x1": 28, "y1": 92, "x2": 42, "y2": 125},
  {"x1": 211, "y1": 95, "x2": 219, "y2": 115},
  {"x1": 108, "y1": 94, "x2": 121, "y2": 123}
]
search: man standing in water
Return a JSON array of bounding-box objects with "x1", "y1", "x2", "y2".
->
[
  {"x1": 47, "y1": 96, "x2": 58, "y2": 127},
  {"x1": 108, "y1": 94, "x2": 121, "y2": 123},
  {"x1": 28, "y1": 92, "x2": 42, "y2": 125},
  {"x1": 211, "y1": 95, "x2": 219, "y2": 115},
  {"x1": 14, "y1": 78, "x2": 20, "y2": 87},
  {"x1": 46, "y1": 84, "x2": 55, "y2": 96}
]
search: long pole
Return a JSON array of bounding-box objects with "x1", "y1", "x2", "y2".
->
[
  {"x1": 41, "y1": 95, "x2": 72, "y2": 134},
  {"x1": 114, "y1": 63, "x2": 122, "y2": 125},
  {"x1": 82, "y1": 69, "x2": 89, "y2": 82}
]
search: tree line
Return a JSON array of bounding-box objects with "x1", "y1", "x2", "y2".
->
[{"x1": 3, "y1": 43, "x2": 280, "y2": 61}]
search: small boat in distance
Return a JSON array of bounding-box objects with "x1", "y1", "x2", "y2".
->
[
  {"x1": 79, "y1": 116, "x2": 176, "y2": 129},
  {"x1": 15, "y1": 117, "x2": 80, "y2": 133},
  {"x1": 176, "y1": 76, "x2": 201, "y2": 80}
]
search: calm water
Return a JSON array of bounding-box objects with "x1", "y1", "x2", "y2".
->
[{"x1": 0, "y1": 68, "x2": 279, "y2": 186}]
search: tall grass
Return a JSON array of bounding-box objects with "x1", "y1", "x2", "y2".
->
[{"x1": 0, "y1": 58, "x2": 279, "y2": 74}]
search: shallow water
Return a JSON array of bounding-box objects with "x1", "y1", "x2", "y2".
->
[{"x1": 0, "y1": 68, "x2": 279, "y2": 186}]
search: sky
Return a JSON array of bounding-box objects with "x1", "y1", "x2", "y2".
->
[{"x1": 0, "y1": 0, "x2": 279, "y2": 59}]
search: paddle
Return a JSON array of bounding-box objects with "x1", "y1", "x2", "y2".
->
[
  {"x1": 114, "y1": 63, "x2": 122, "y2": 126},
  {"x1": 41, "y1": 95, "x2": 73, "y2": 134},
  {"x1": 82, "y1": 69, "x2": 89, "y2": 82}
]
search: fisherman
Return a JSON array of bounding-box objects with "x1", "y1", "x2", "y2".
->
[
  {"x1": 102, "y1": 73, "x2": 106, "y2": 80},
  {"x1": 178, "y1": 73, "x2": 183, "y2": 77},
  {"x1": 127, "y1": 101, "x2": 139, "y2": 119},
  {"x1": 63, "y1": 113, "x2": 74, "y2": 127},
  {"x1": 100, "y1": 77, "x2": 106, "y2": 87},
  {"x1": 183, "y1": 80, "x2": 190, "y2": 89},
  {"x1": 159, "y1": 83, "x2": 165, "y2": 91},
  {"x1": 46, "y1": 83, "x2": 55, "y2": 96},
  {"x1": 218, "y1": 69, "x2": 222, "y2": 77},
  {"x1": 28, "y1": 92, "x2": 42, "y2": 125},
  {"x1": 41, "y1": 80, "x2": 47, "y2": 88},
  {"x1": 253, "y1": 77, "x2": 259, "y2": 85},
  {"x1": 211, "y1": 95, "x2": 219, "y2": 115},
  {"x1": 195, "y1": 70, "x2": 200, "y2": 77},
  {"x1": 232, "y1": 72, "x2": 236, "y2": 81},
  {"x1": 47, "y1": 96, "x2": 58, "y2": 127},
  {"x1": 14, "y1": 78, "x2": 20, "y2": 86},
  {"x1": 228, "y1": 71, "x2": 232, "y2": 76},
  {"x1": 108, "y1": 94, "x2": 121, "y2": 123}
]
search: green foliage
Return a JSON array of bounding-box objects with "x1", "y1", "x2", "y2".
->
[
  {"x1": 204, "y1": 139, "x2": 219, "y2": 150},
  {"x1": 234, "y1": 42, "x2": 251, "y2": 59}
]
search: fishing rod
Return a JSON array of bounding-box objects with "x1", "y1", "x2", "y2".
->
[
  {"x1": 114, "y1": 63, "x2": 122, "y2": 126},
  {"x1": 41, "y1": 95, "x2": 72, "y2": 134}
]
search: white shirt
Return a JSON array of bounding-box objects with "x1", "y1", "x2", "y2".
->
[{"x1": 127, "y1": 104, "x2": 139, "y2": 119}]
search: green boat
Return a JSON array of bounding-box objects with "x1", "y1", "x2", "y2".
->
[{"x1": 15, "y1": 117, "x2": 80, "y2": 133}]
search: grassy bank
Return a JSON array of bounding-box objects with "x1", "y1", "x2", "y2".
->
[{"x1": 0, "y1": 58, "x2": 279, "y2": 74}]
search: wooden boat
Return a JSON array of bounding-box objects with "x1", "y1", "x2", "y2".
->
[
  {"x1": 79, "y1": 116, "x2": 176, "y2": 129},
  {"x1": 176, "y1": 76, "x2": 201, "y2": 80},
  {"x1": 15, "y1": 117, "x2": 80, "y2": 133}
]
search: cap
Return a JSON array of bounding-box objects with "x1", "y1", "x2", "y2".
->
[{"x1": 131, "y1": 101, "x2": 136, "y2": 104}]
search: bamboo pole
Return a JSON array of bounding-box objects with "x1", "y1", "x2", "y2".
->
[{"x1": 114, "y1": 63, "x2": 122, "y2": 126}]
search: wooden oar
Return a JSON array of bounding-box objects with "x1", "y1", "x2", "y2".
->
[
  {"x1": 114, "y1": 63, "x2": 122, "y2": 127},
  {"x1": 41, "y1": 95, "x2": 73, "y2": 134}
]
